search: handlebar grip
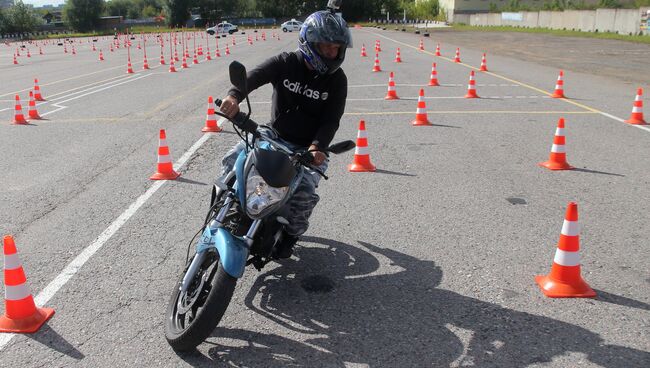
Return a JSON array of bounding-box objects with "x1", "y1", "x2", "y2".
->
[{"x1": 212, "y1": 98, "x2": 259, "y2": 135}]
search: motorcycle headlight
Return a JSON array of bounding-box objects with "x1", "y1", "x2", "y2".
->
[{"x1": 246, "y1": 166, "x2": 289, "y2": 216}]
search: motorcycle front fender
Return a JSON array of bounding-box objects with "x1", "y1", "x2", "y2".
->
[{"x1": 197, "y1": 226, "x2": 249, "y2": 278}]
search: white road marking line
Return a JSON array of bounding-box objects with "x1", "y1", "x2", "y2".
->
[
  {"x1": 0, "y1": 132, "x2": 213, "y2": 351},
  {"x1": 600, "y1": 112, "x2": 650, "y2": 132},
  {"x1": 348, "y1": 83, "x2": 520, "y2": 88}
]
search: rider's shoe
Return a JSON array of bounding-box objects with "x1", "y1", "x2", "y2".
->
[{"x1": 273, "y1": 234, "x2": 299, "y2": 259}]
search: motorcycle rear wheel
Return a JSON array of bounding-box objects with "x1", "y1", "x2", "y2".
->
[{"x1": 164, "y1": 252, "x2": 237, "y2": 351}]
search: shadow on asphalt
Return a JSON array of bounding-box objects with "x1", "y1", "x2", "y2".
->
[
  {"x1": 374, "y1": 168, "x2": 417, "y2": 177},
  {"x1": 572, "y1": 168, "x2": 625, "y2": 177},
  {"x1": 26, "y1": 324, "x2": 84, "y2": 360},
  {"x1": 178, "y1": 236, "x2": 649, "y2": 367},
  {"x1": 175, "y1": 177, "x2": 209, "y2": 186}
]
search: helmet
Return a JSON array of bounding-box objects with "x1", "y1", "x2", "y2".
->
[{"x1": 298, "y1": 10, "x2": 353, "y2": 75}]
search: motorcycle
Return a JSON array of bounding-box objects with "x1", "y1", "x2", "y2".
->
[{"x1": 164, "y1": 61, "x2": 355, "y2": 351}]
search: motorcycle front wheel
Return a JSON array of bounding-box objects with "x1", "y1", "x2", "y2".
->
[{"x1": 164, "y1": 251, "x2": 237, "y2": 351}]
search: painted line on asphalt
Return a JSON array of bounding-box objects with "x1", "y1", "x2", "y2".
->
[
  {"x1": 365, "y1": 30, "x2": 649, "y2": 134},
  {"x1": 0, "y1": 132, "x2": 214, "y2": 351},
  {"x1": 348, "y1": 83, "x2": 520, "y2": 88},
  {"x1": 41, "y1": 73, "x2": 154, "y2": 118}
]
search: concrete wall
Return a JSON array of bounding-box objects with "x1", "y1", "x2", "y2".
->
[
  {"x1": 613, "y1": 9, "x2": 641, "y2": 35},
  {"x1": 455, "y1": 8, "x2": 646, "y2": 35},
  {"x1": 454, "y1": 14, "x2": 471, "y2": 24}
]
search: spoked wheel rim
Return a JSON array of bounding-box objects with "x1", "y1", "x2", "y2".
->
[{"x1": 169, "y1": 252, "x2": 219, "y2": 334}]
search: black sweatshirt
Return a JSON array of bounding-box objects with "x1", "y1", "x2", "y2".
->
[{"x1": 228, "y1": 51, "x2": 347, "y2": 149}]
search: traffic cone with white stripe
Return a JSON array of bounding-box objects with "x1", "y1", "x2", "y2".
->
[
  {"x1": 202, "y1": 96, "x2": 222, "y2": 133},
  {"x1": 418, "y1": 39, "x2": 424, "y2": 51},
  {"x1": 33, "y1": 78, "x2": 45, "y2": 101},
  {"x1": 27, "y1": 91, "x2": 41, "y2": 120},
  {"x1": 412, "y1": 89, "x2": 432, "y2": 126},
  {"x1": 0, "y1": 235, "x2": 55, "y2": 333},
  {"x1": 150, "y1": 129, "x2": 180, "y2": 180},
  {"x1": 348, "y1": 120, "x2": 376, "y2": 172},
  {"x1": 535, "y1": 202, "x2": 596, "y2": 298},
  {"x1": 372, "y1": 53, "x2": 381, "y2": 72},
  {"x1": 182, "y1": 55, "x2": 189, "y2": 68},
  {"x1": 551, "y1": 70, "x2": 565, "y2": 98},
  {"x1": 12, "y1": 95, "x2": 28, "y2": 125},
  {"x1": 454, "y1": 48, "x2": 461, "y2": 63},
  {"x1": 360, "y1": 44, "x2": 367, "y2": 57},
  {"x1": 539, "y1": 118, "x2": 573, "y2": 170},
  {"x1": 464, "y1": 71, "x2": 479, "y2": 98},
  {"x1": 168, "y1": 57, "x2": 177, "y2": 72},
  {"x1": 384, "y1": 72, "x2": 399, "y2": 100},
  {"x1": 159, "y1": 47, "x2": 165, "y2": 65},
  {"x1": 435, "y1": 43, "x2": 441, "y2": 56},
  {"x1": 126, "y1": 57, "x2": 134, "y2": 74},
  {"x1": 143, "y1": 55, "x2": 150, "y2": 70},
  {"x1": 428, "y1": 62, "x2": 440, "y2": 86},
  {"x1": 13, "y1": 53, "x2": 18, "y2": 65},
  {"x1": 99, "y1": 49, "x2": 105, "y2": 61},
  {"x1": 479, "y1": 53, "x2": 488, "y2": 72},
  {"x1": 394, "y1": 48, "x2": 402, "y2": 63},
  {"x1": 625, "y1": 88, "x2": 646, "y2": 125},
  {"x1": 225, "y1": 46, "x2": 230, "y2": 55}
]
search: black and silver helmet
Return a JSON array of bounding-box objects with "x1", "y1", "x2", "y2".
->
[{"x1": 298, "y1": 10, "x2": 353, "y2": 75}]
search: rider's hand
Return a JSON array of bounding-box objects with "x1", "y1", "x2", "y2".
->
[
  {"x1": 220, "y1": 95, "x2": 240, "y2": 118},
  {"x1": 309, "y1": 144, "x2": 327, "y2": 166}
]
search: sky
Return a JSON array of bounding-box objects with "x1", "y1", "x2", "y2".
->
[{"x1": 21, "y1": 0, "x2": 66, "y2": 7}]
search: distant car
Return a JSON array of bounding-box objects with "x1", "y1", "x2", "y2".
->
[
  {"x1": 206, "y1": 22, "x2": 239, "y2": 35},
  {"x1": 281, "y1": 19, "x2": 302, "y2": 32}
]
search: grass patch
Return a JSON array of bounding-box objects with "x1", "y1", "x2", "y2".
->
[{"x1": 449, "y1": 24, "x2": 650, "y2": 44}]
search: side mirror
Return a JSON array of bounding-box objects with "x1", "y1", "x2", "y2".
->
[
  {"x1": 326, "y1": 140, "x2": 356, "y2": 154},
  {"x1": 229, "y1": 61, "x2": 248, "y2": 95}
]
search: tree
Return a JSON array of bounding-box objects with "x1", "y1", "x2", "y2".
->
[
  {"x1": 0, "y1": 7, "x2": 10, "y2": 34},
  {"x1": 8, "y1": 1, "x2": 40, "y2": 34},
  {"x1": 165, "y1": 0, "x2": 191, "y2": 27},
  {"x1": 64, "y1": 0, "x2": 105, "y2": 32}
]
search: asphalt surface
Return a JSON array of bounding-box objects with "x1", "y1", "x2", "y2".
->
[{"x1": 0, "y1": 27, "x2": 648, "y2": 367}]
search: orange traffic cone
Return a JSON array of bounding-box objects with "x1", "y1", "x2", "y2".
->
[
  {"x1": 159, "y1": 48, "x2": 165, "y2": 65},
  {"x1": 435, "y1": 43, "x2": 441, "y2": 56},
  {"x1": 625, "y1": 88, "x2": 647, "y2": 125},
  {"x1": 418, "y1": 39, "x2": 424, "y2": 51},
  {"x1": 182, "y1": 55, "x2": 189, "y2": 68},
  {"x1": 150, "y1": 129, "x2": 180, "y2": 180},
  {"x1": 12, "y1": 95, "x2": 28, "y2": 125},
  {"x1": 33, "y1": 78, "x2": 45, "y2": 101},
  {"x1": 394, "y1": 48, "x2": 402, "y2": 63},
  {"x1": 13, "y1": 53, "x2": 18, "y2": 65},
  {"x1": 348, "y1": 120, "x2": 376, "y2": 172},
  {"x1": 372, "y1": 53, "x2": 381, "y2": 72},
  {"x1": 464, "y1": 71, "x2": 479, "y2": 98},
  {"x1": 539, "y1": 118, "x2": 573, "y2": 170},
  {"x1": 202, "y1": 96, "x2": 222, "y2": 133},
  {"x1": 454, "y1": 48, "x2": 461, "y2": 63},
  {"x1": 0, "y1": 236, "x2": 55, "y2": 333},
  {"x1": 26, "y1": 50, "x2": 31, "y2": 57},
  {"x1": 360, "y1": 44, "x2": 367, "y2": 57},
  {"x1": 143, "y1": 55, "x2": 150, "y2": 70},
  {"x1": 535, "y1": 203, "x2": 596, "y2": 298},
  {"x1": 551, "y1": 70, "x2": 565, "y2": 98},
  {"x1": 384, "y1": 72, "x2": 399, "y2": 100},
  {"x1": 205, "y1": 45, "x2": 212, "y2": 61},
  {"x1": 27, "y1": 91, "x2": 41, "y2": 120},
  {"x1": 225, "y1": 46, "x2": 230, "y2": 55},
  {"x1": 216, "y1": 47, "x2": 221, "y2": 58},
  {"x1": 428, "y1": 62, "x2": 440, "y2": 86},
  {"x1": 192, "y1": 50, "x2": 199, "y2": 64},
  {"x1": 126, "y1": 57, "x2": 134, "y2": 74},
  {"x1": 168, "y1": 57, "x2": 177, "y2": 72},
  {"x1": 479, "y1": 53, "x2": 488, "y2": 72},
  {"x1": 99, "y1": 49, "x2": 105, "y2": 61},
  {"x1": 376, "y1": 40, "x2": 381, "y2": 52},
  {"x1": 412, "y1": 89, "x2": 432, "y2": 126}
]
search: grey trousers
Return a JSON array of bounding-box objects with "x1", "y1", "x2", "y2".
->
[{"x1": 220, "y1": 138, "x2": 328, "y2": 237}]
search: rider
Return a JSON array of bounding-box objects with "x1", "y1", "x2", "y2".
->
[{"x1": 218, "y1": 9, "x2": 352, "y2": 259}]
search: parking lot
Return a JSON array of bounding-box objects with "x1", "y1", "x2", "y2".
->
[{"x1": 0, "y1": 26, "x2": 648, "y2": 367}]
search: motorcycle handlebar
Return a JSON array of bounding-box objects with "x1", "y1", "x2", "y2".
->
[{"x1": 214, "y1": 98, "x2": 259, "y2": 135}]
